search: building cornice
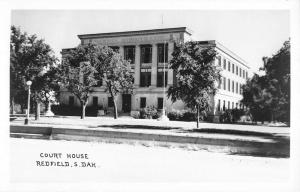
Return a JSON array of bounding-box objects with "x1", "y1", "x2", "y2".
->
[{"x1": 78, "y1": 27, "x2": 192, "y2": 40}]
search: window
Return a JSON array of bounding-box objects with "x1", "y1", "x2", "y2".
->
[
  {"x1": 157, "y1": 69, "x2": 168, "y2": 87},
  {"x1": 218, "y1": 77, "x2": 222, "y2": 89},
  {"x1": 140, "y1": 97, "x2": 146, "y2": 108},
  {"x1": 158, "y1": 43, "x2": 168, "y2": 63},
  {"x1": 218, "y1": 57, "x2": 221, "y2": 66},
  {"x1": 157, "y1": 98, "x2": 163, "y2": 109},
  {"x1": 228, "y1": 79, "x2": 230, "y2": 92},
  {"x1": 232, "y1": 81, "x2": 234, "y2": 93},
  {"x1": 141, "y1": 45, "x2": 152, "y2": 63},
  {"x1": 218, "y1": 99, "x2": 221, "y2": 111},
  {"x1": 236, "y1": 103, "x2": 238, "y2": 109},
  {"x1": 223, "y1": 100, "x2": 226, "y2": 111},
  {"x1": 108, "y1": 97, "x2": 114, "y2": 107},
  {"x1": 223, "y1": 59, "x2": 226, "y2": 69},
  {"x1": 240, "y1": 84, "x2": 242, "y2": 95},
  {"x1": 232, "y1": 63, "x2": 235, "y2": 73},
  {"x1": 246, "y1": 71, "x2": 248, "y2": 79},
  {"x1": 69, "y1": 96, "x2": 74, "y2": 106},
  {"x1": 92, "y1": 97, "x2": 98, "y2": 107},
  {"x1": 232, "y1": 102, "x2": 234, "y2": 109},
  {"x1": 240, "y1": 68, "x2": 242, "y2": 77},
  {"x1": 228, "y1": 101, "x2": 230, "y2": 109},
  {"x1": 236, "y1": 82, "x2": 239, "y2": 94},
  {"x1": 243, "y1": 70, "x2": 245, "y2": 78},
  {"x1": 236, "y1": 66, "x2": 238, "y2": 75},
  {"x1": 228, "y1": 61, "x2": 231, "y2": 71},
  {"x1": 223, "y1": 77, "x2": 226, "y2": 90},
  {"x1": 140, "y1": 69, "x2": 151, "y2": 87},
  {"x1": 124, "y1": 46, "x2": 135, "y2": 64}
]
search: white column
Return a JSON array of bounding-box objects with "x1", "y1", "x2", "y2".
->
[
  {"x1": 119, "y1": 46, "x2": 124, "y2": 59},
  {"x1": 134, "y1": 45, "x2": 140, "y2": 87},
  {"x1": 168, "y1": 42, "x2": 174, "y2": 86},
  {"x1": 151, "y1": 43, "x2": 157, "y2": 87}
]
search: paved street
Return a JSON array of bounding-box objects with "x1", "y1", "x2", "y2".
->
[{"x1": 10, "y1": 138, "x2": 289, "y2": 183}]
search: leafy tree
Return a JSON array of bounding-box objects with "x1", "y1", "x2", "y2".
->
[
  {"x1": 10, "y1": 26, "x2": 58, "y2": 118},
  {"x1": 95, "y1": 46, "x2": 134, "y2": 119},
  {"x1": 58, "y1": 44, "x2": 100, "y2": 119},
  {"x1": 168, "y1": 41, "x2": 220, "y2": 128},
  {"x1": 242, "y1": 40, "x2": 290, "y2": 124},
  {"x1": 59, "y1": 44, "x2": 133, "y2": 119}
]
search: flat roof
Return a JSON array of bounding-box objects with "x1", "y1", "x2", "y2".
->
[
  {"x1": 197, "y1": 40, "x2": 250, "y2": 69},
  {"x1": 78, "y1": 27, "x2": 192, "y2": 39}
]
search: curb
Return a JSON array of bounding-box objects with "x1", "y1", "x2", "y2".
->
[{"x1": 10, "y1": 125, "x2": 290, "y2": 158}]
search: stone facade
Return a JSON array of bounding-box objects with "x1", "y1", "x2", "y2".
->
[{"x1": 60, "y1": 27, "x2": 250, "y2": 118}]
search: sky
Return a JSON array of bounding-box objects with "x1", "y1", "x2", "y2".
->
[{"x1": 11, "y1": 10, "x2": 290, "y2": 73}]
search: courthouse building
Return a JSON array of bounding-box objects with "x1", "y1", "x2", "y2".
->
[{"x1": 60, "y1": 27, "x2": 250, "y2": 119}]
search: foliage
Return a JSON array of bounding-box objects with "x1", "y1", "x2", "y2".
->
[
  {"x1": 95, "y1": 46, "x2": 134, "y2": 119},
  {"x1": 167, "y1": 110, "x2": 201, "y2": 122},
  {"x1": 241, "y1": 40, "x2": 290, "y2": 123},
  {"x1": 139, "y1": 106, "x2": 158, "y2": 119},
  {"x1": 167, "y1": 41, "x2": 220, "y2": 127},
  {"x1": 51, "y1": 104, "x2": 102, "y2": 116},
  {"x1": 58, "y1": 44, "x2": 100, "y2": 119},
  {"x1": 219, "y1": 109, "x2": 246, "y2": 123},
  {"x1": 10, "y1": 26, "x2": 58, "y2": 116}
]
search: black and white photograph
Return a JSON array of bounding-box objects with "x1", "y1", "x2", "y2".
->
[{"x1": 1, "y1": 0, "x2": 300, "y2": 192}]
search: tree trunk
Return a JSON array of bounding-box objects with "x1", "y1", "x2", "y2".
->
[
  {"x1": 81, "y1": 102, "x2": 86, "y2": 119},
  {"x1": 196, "y1": 105, "x2": 200, "y2": 129},
  {"x1": 35, "y1": 101, "x2": 40, "y2": 120},
  {"x1": 113, "y1": 97, "x2": 118, "y2": 119}
]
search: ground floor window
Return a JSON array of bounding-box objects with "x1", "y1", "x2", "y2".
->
[
  {"x1": 157, "y1": 97, "x2": 163, "y2": 109},
  {"x1": 108, "y1": 97, "x2": 114, "y2": 107},
  {"x1": 69, "y1": 96, "x2": 74, "y2": 106},
  {"x1": 92, "y1": 97, "x2": 98, "y2": 106},
  {"x1": 217, "y1": 99, "x2": 221, "y2": 111},
  {"x1": 140, "y1": 97, "x2": 146, "y2": 108}
]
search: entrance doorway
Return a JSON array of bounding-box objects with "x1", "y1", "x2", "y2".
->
[{"x1": 122, "y1": 94, "x2": 131, "y2": 113}]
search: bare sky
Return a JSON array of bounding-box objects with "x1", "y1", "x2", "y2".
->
[{"x1": 11, "y1": 10, "x2": 289, "y2": 73}]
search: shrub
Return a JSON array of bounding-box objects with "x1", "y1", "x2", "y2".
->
[
  {"x1": 139, "y1": 106, "x2": 158, "y2": 119},
  {"x1": 167, "y1": 110, "x2": 204, "y2": 122},
  {"x1": 219, "y1": 109, "x2": 246, "y2": 123},
  {"x1": 51, "y1": 104, "x2": 103, "y2": 117}
]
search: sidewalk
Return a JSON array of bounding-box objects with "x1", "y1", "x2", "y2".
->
[{"x1": 10, "y1": 116, "x2": 290, "y2": 158}]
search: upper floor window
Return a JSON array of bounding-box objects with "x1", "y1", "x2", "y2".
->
[
  {"x1": 228, "y1": 79, "x2": 231, "y2": 92},
  {"x1": 239, "y1": 68, "x2": 242, "y2": 77},
  {"x1": 228, "y1": 61, "x2": 231, "y2": 71},
  {"x1": 140, "y1": 68, "x2": 151, "y2": 87},
  {"x1": 141, "y1": 45, "x2": 152, "y2": 63},
  {"x1": 124, "y1": 46, "x2": 135, "y2": 64},
  {"x1": 223, "y1": 77, "x2": 226, "y2": 90},
  {"x1": 236, "y1": 66, "x2": 238, "y2": 75},
  {"x1": 232, "y1": 63, "x2": 235, "y2": 73},
  {"x1": 243, "y1": 70, "x2": 245, "y2": 78},
  {"x1": 223, "y1": 59, "x2": 226, "y2": 70},
  {"x1": 157, "y1": 69, "x2": 168, "y2": 87},
  {"x1": 158, "y1": 43, "x2": 168, "y2": 63},
  {"x1": 218, "y1": 57, "x2": 221, "y2": 66},
  {"x1": 246, "y1": 71, "x2": 248, "y2": 79}
]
